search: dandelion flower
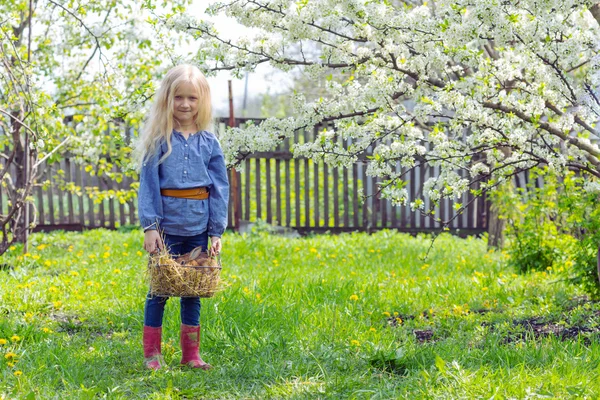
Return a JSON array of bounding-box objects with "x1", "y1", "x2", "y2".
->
[
  {"x1": 5, "y1": 352, "x2": 17, "y2": 359},
  {"x1": 309, "y1": 248, "x2": 318, "y2": 253},
  {"x1": 123, "y1": 243, "x2": 129, "y2": 248},
  {"x1": 0, "y1": 339, "x2": 6, "y2": 345},
  {"x1": 137, "y1": 251, "x2": 143, "y2": 256},
  {"x1": 7, "y1": 361, "x2": 14, "y2": 367},
  {"x1": 53, "y1": 301, "x2": 62, "y2": 308},
  {"x1": 44, "y1": 260, "x2": 52, "y2": 267},
  {"x1": 13, "y1": 370, "x2": 22, "y2": 376},
  {"x1": 349, "y1": 294, "x2": 359, "y2": 301},
  {"x1": 369, "y1": 327, "x2": 376, "y2": 332},
  {"x1": 41, "y1": 327, "x2": 53, "y2": 333},
  {"x1": 10, "y1": 336, "x2": 20, "y2": 342},
  {"x1": 70, "y1": 271, "x2": 79, "y2": 277},
  {"x1": 113, "y1": 269, "x2": 121, "y2": 274},
  {"x1": 383, "y1": 311, "x2": 391, "y2": 317},
  {"x1": 350, "y1": 340, "x2": 360, "y2": 346}
]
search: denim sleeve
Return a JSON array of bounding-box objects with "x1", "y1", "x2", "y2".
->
[
  {"x1": 137, "y1": 149, "x2": 163, "y2": 231},
  {"x1": 207, "y1": 136, "x2": 230, "y2": 237}
]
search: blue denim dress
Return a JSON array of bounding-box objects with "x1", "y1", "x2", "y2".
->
[{"x1": 137, "y1": 130, "x2": 229, "y2": 237}]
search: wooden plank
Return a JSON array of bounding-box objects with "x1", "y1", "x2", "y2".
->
[
  {"x1": 276, "y1": 158, "x2": 282, "y2": 225},
  {"x1": 37, "y1": 161, "x2": 45, "y2": 226},
  {"x1": 333, "y1": 166, "x2": 339, "y2": 228},
  {"x1": 314, "y1": 158, "x2": 319, "y2": 228},
  {"x1": 323, "y1": 162, "x2": 329, "y2": 227},
  {"x1": 47, "y1": 164, "x2": 55, "y2": 225},
  {"x1": 343, "y1": 165, "x2": 349, "y2": 227},
  {"x1": 227, "y1": 169, "x2": 233, "y2": 227},
  {"x1": 86, "y1": 169, "x2": 95, "y2": 228},
  {"x1": 108, "y1": 169, "x2": 116, "y2": 229},
  {"x1": 128, "y1": 176, "x2": 136, "y2": 226},
  {"x1": 255, "y1": 158, "x2": 261, "y2": 220},
  {"x1": 352, "y1": 163, "x2": 359, "y2": 227},
  {"x1": 409, "y1": 167, "x2": 416, "y2": 229},
  {"x1": 304, "y1": 158, "x2": 310, "y2": 227},
  {"x1": 118, "y1": 168, "x2": 126, "y2": 228},
  {"x1": 372, "y1": 175, "x2": 378, "y2": 228},
  {"x1": 266, "y1": 158, "x2": 272, "y2": 223},
  {"x1": 285, "y1": 158, "x2": 291, "y2": 226},
  {"x1": 57, "y1": 159, "x2": 65, "y2": 224},
  {"x1": 75, "y1": 163, "x2": 85, "y2": 227},
  {"x1": 295, "y1": 158, "x2": 300, "y2": 226},
  {"x1": 245, "y1": 159, "x2": 251, "y2": 220},
  {"x1": 65, "y1": 158, "x2": 75, "y2": 224},
  {"x1": 235, "y1": 168, "x2": 242, "y2": 228},
  {"x1": 362, "y1": 163, "x2": 369, "y2": 231}
]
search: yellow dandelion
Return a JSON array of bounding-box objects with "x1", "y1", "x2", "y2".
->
[
  {"x1": 123, "y1": 243, "x2": 129, "y2": 248},
  {"x1": 137, "y1": 251, "x2": 143, "y2": 256},
  {"x1": 350, "y1": 340, "x2": 360, "y2": 346},
  {"x1": 32, "y1": 255, "x2": 40, "y2": 260},
  {"x1": 122, "y1": 252, "x2": 129, "y2": 256},
  {"x1": 369, "y1": 327, "x2": 376, "y2": 332},
  {"x1": 44, "y1": 260, "x2": 52, "y2": 267},
  {"x1": 9, "y1": 246, "x2": 16, "y2": 251},
  {"x1": 113, "y1": 268, "x2": 121, "y2": 274},
  {"x1": 294, "y1": 247, "x2": 300, "y2": 251},
  {"x1": 10, "y1": 336, "x2": 20, "y2": 342},
  {"x1": 396, "y1": 317, "x2": 403, "y2": 324},
  {"x1": 14, "y1": 370, "x2": 22, "y2": 376},
  {"x1": 36, "y1": 244, "x2": 47, "y2": 251},
  {"x1": 0, "y1": 339, "x2": 6, "y2": 345},
  {"x1": 88, "y1": 254, "x2": 96, "y2": 259},
  {"x1": 110, "y1": 281, "x2": 116, "y2": 286},
  {"x1": 70, "y1": 271, "x2": 79, "y2": 277},
  {"x1": 7, "y1": 361, "x2": 14, "y2": 367},
  {"x1": 41, "y1": 327, "x2": 53, "y2": 333},
  {"x1": 256, "y1": 293, "x2": 261, "y2": 300},
  {"x1": 103, "y1": 252, "x2": 110, "y2": 259},
  {"x1": 349, "y1": 294, "x2": 359, "y2": 301},
  {"x1": 309, "y1": 248, "x2": 318, "y2": 253},
  {"x1": 230, "y1": 275, "x2": 237, "y2": 279},
  {"x1": 104, "y1": 245, "x2": 111, "y2": 251},
  {"x1": 482, "y1": 287, "x2": 488, "y2": 291},
  {"x1": 5, "y1": 352, "x2": 17, "y2": 359},
  {"x1": 383, "y1": 311, "x2": 391, "y2": 317},
  {"x1": 48, "y1": 286, "x2": 58, "y2": 293},
  {"x1": 53, "y1": 301, "x2": 62, "y2": 308}
]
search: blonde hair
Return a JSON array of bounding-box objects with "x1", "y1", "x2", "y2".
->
[{"x1": 134, "y1": 64, "x2": 212, "y2": 169}]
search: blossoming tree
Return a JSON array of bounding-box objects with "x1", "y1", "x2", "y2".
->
[{"x1": 156, "y1": 0, "x2": 600, "y2": 232}]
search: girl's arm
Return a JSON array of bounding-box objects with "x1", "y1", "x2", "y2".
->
[
  {"x1": 138, "y1": 149, "x2": 164, "y2": 238},
  {"x1": 207, "y1": 137, "x2": 230, "y2": 241}
]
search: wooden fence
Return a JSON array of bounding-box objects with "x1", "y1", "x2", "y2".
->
[{"x1": 3, "y1": 118, "x2": 490, "y2": 235}]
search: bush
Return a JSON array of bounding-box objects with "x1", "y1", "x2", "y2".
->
[{"x1": 492, "y1": 168, "x2": 600, "y2": 297}]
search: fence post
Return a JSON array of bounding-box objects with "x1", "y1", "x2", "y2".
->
[{"x1": 228, "y1": 80, "x2": 241, "y2": 231}]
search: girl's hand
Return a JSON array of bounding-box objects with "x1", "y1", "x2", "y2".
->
[
  {"x1": 209, "y1": 236, "x2": 222, "y2": 257},
  {"x1": 144, "y1": 230, "x2": 164, "y2": 254}
]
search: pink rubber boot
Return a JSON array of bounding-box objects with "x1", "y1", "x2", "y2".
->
[
  {"x1": 143, "y1": 325, "x2": 164, "y2": 370},
  {"x1": 180, "y1": 324, "x2": 212, "y2": 370}
]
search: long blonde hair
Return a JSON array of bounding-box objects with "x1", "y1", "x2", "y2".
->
[{"x1": 134, "y1": 64, "x2": 212, "y2": 169}]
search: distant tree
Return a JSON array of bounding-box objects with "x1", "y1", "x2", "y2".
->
[{"x1": 0, "y1": 0, "x2": 187, "y2": 254}]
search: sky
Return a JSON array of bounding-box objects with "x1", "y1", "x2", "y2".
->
[{"x1": 195, "y1": 2, "x2": 291, "y2": 118}]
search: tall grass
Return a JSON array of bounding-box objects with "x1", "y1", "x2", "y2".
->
[{"x1": 0, "y1": 229, "x2": 598, "y2": 399}]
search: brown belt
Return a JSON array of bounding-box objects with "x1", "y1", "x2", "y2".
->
[{"x1": 160, "y1": 187, "x2": 209, "y2": 200}]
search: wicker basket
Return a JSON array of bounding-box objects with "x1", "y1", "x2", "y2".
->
[{"x1": 147, "y1": 246, "x2": 222, "y2": 298}]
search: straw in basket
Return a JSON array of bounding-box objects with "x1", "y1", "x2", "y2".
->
[{"x1": 147, "y1": 245, "x2": 222, "y2": 298}]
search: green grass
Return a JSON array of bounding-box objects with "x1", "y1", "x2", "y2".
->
[{"x1": 0, "y1": 229, "x2": 599, "y2": 399}]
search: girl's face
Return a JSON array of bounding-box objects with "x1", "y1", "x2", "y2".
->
[{"x1": 172, "y1": 81, "x2": 200, "y2": 128}]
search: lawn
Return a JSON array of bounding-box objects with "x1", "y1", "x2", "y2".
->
[{"x1": 0, "y1": 228, "x2": 599, "y2": 399}]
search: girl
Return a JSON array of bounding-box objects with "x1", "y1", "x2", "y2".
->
[{"x1": 135, "y1": 64, "x2": 229, "y2": 370}]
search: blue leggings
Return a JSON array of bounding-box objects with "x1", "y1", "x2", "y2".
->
[{"x1": 144, "y1": 231, "x2": 209, "y2": 327}]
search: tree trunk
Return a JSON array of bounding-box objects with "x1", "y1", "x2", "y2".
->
[{"x1": 487, "y1": 202, "x2": 505, "y2": 249}]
